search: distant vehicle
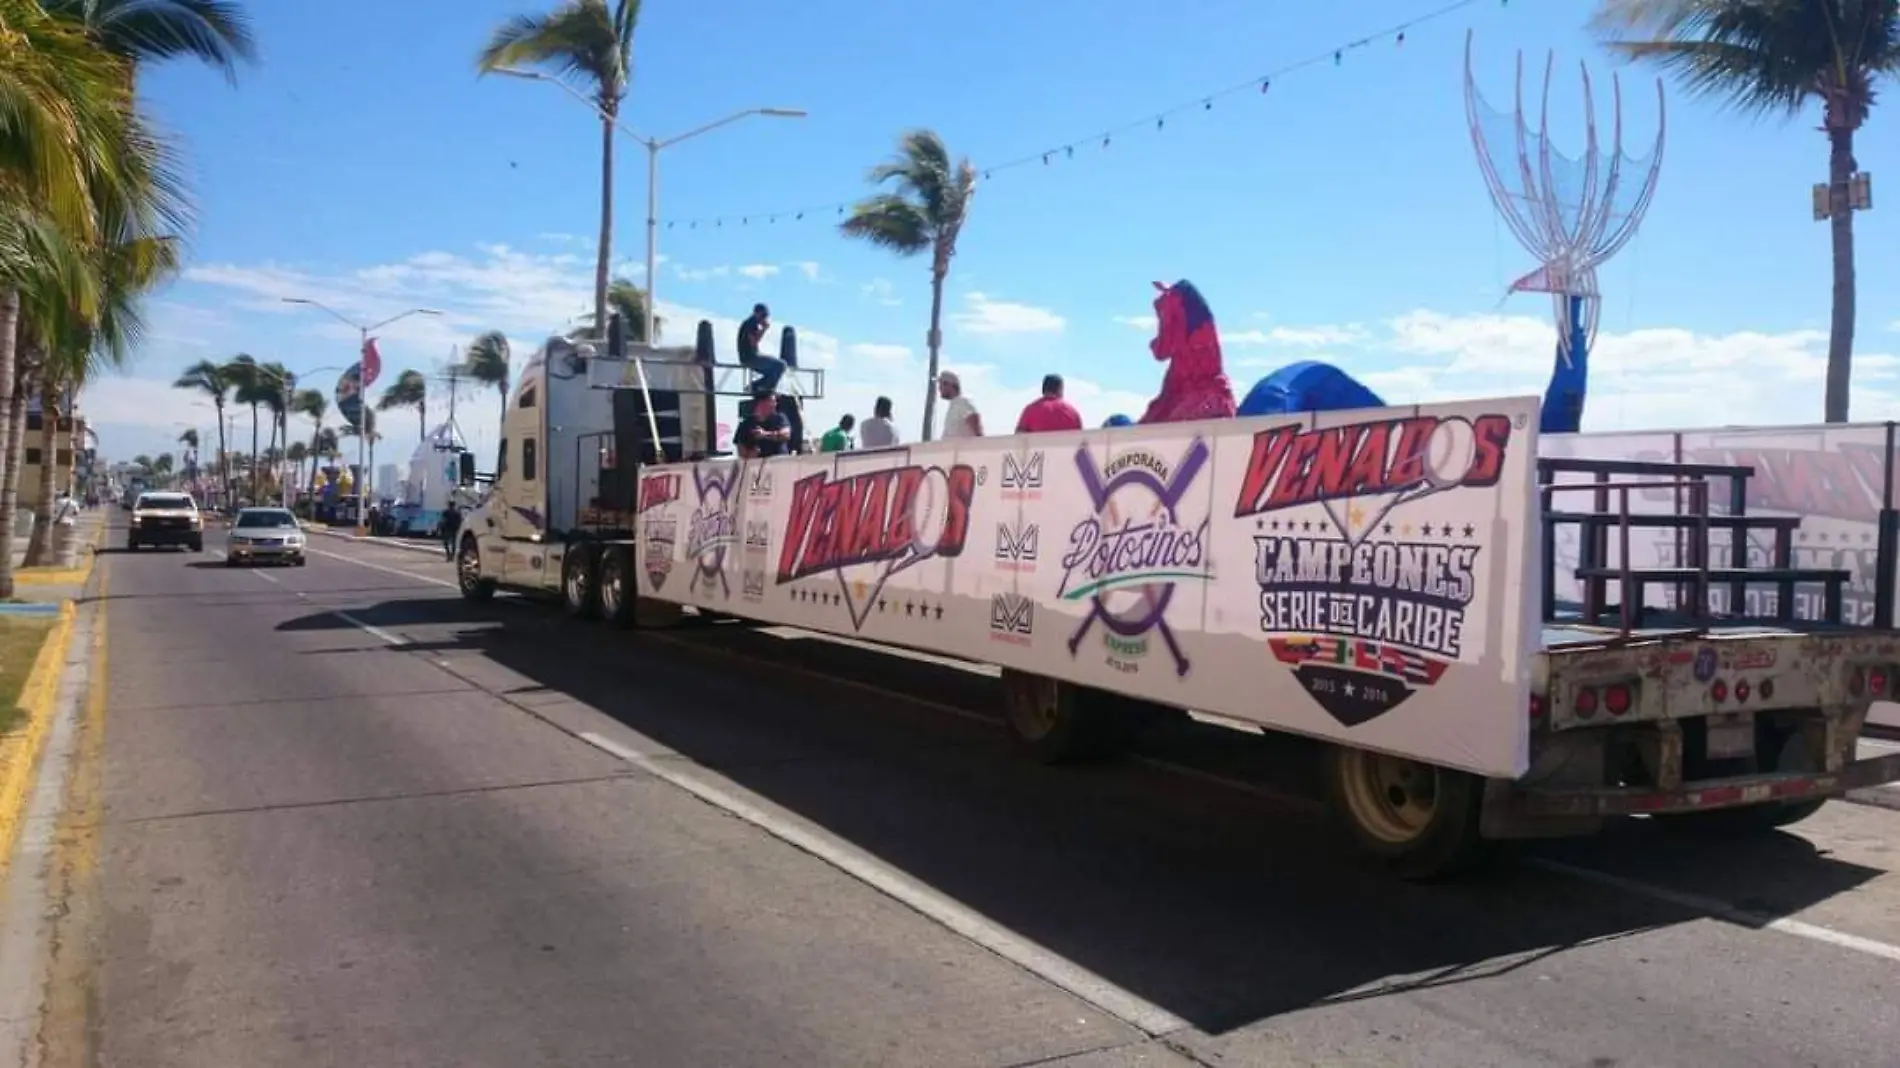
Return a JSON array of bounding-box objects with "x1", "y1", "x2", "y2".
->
[
  {"x1": 224, "y1": 507, "x2": 306, "y2": 567},
  {"x1": 128, "y1": 492, "x2": 202, "y2": 552}
]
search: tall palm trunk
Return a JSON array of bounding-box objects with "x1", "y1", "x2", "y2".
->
[
  {"x1": 593, "y1": 108, "x2": 615, "y2": 338},
  {"x1": 214, "y1": 400, "x2": 230, "y2": 505},
  {"x1": 1823, "y1": 123, "x2": 1858, "y2": 424},
  {"x1": 0, "y1": 292, "x2": 19, "y2": 599},
  {"x1": 22, "y1": 395, "x2": 60, "y2": 567},
  {"x1": 247, "y1": 403, "x2": 259, "y2": 500},
  {"x1": 920, "y1": 264, "x2": 948, "y2": 442},
  {"x1": 0, "y1": 363, "x2": 34, "y2": 600}
]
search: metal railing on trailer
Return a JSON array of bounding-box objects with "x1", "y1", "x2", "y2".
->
[{"x1": 1536, "y1": 456, "x2": 1859, "y2": 632}]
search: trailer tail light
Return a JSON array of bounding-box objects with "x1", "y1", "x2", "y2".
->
[
  {"x1": 1870, "y1": 668, "x2": 1889, "y2": 697},
  {"x1": 1573, "y1": 686, "x2": 1598, "y2": 719},
  {"x1": 1759, "y1": 677, "x2": 1774, "y2": 701},
  {"x1": 1529, "y1": 694, "x2": 1546, "y2": 723},
  {"x1": 1711, "y1": 679, "x2": 1729, "y2": 703},
  {"x1": 1604, "y1": 683, "x2": 1633, "y2": 717}
]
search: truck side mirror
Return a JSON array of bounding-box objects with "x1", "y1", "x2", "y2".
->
[
  {"x1": 694, "y1": 319, "x2": 715, "y2": 364},
  {"x1": 780, "y1": 326, "x2": 798, "y2": 368},
  {"x1": 458, "y1": 453, "x2": 476, "y2": 486}
]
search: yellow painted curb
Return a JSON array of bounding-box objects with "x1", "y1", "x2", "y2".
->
[
  {"x1": 0, "y1": 600, "x2": 77, "y2": 870},
  {"x1": 13, "y1": 521, "x2": 107, "y2": 586}
]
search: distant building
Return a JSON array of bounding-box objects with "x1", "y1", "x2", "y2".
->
[
  {"x1": 19, "y1": 396, "x2": 89, "y2": 511},
  {"x1": 377, "y1": 464, "x2": 400, "y2": 498}
]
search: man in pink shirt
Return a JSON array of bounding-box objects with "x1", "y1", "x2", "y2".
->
[{"x1": 1015, "y1": 374, "x2": 1083, "y2": 434}]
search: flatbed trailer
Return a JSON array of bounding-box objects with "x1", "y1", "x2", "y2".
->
[{"x1": 456, "y1": 315, "x2": 1900, "y2": 878}]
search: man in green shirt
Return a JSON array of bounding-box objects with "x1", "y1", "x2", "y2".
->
[{"x1": 819, "y1": 414, "x2": 856, "y2": 453}]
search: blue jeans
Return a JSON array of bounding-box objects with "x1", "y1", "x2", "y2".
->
[{"x1": 743, "y1": 354, "x2": 785, "y2": 396}]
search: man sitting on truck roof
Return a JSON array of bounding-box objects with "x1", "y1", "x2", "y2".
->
[
  {"x1": 735, "y1": 394, "x2": 792, "y2": 458},
  {"x1": 737, "y1": 303, "x2": 785, "y2": 397}
]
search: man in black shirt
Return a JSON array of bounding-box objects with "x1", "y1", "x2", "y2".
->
[
  {"x1": 736, "y1": 302, "x2": 785, "y2": 396},
  {"x1": 735, "y1": 394, "x2": 792, "y2": 458}
]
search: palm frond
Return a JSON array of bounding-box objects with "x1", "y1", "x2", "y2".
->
[
  {"x1": 462, "y1": 330, "x2": 512, "y2": 389},
  {"x1": 839, "y1": 194, "x2": 931, "y2": 256},
  {"x1": 43, "y1": 0, "x2": 258, "y2": 80},
  {"x1": 477, "y1": 1, "x2": 631, "y2": 103}
]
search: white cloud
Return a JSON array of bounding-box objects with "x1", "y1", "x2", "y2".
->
[
  {"x1": 673, "y1": 263, "x2": 730, "y2": 283},
  {"x1": 1112, "y1": 314, "x2": 1155, "y2": 331},
  {"x1": 737, "y1": 263, "x2": 780, "y2": 281},
  {"x1": 952, "y1": 292, "x2": 1065, "y2": 335},
  {"x1": 788, "y1": 261, "x2": 822, "y2": 282},
  {"x1": 861, "y1": 278, "x2": 901, "y2": 306},
  {"x1": 1376, "y1": 309, "x2": 1900, "y2": 430},
  {"x1": 847, "y1": 342, "x2": 912, "y2": 363},
  {"x1": 1260, "y1": 323, "x2": 1370, "y2": 347}
]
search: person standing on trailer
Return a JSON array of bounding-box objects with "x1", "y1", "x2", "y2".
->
[
  {"x1": 1015, "y1": 374, "x2": 1083, "y2": 434},
  {"x1": 819, "y1": 414, "x2": 856, "y2": 453},
  {"x1": 859, "y1": 396, "x2": 899, "y2": 449},
  {"x1": 936, "y1": 372, "x2": 983, "y2": 440}
]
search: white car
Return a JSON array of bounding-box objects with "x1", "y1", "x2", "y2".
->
[{"x1": 225, "y1": 507, "x2": 307, "y2": 567}]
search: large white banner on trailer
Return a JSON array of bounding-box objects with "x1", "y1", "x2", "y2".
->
[{"x1": 635, "y1": 397, "x2": 1543, "y2": 778}]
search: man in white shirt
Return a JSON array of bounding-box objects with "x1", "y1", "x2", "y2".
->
[
  {"x1": 936, "y1": 371, "x2": 983, "y2": 440},
  {"x1": 859, "y1": 396, "x2": 900, "y2": 449}
]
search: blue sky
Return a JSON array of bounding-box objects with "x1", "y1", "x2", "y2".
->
[{"x1": 97, "y1": 0, "x2": 1900, "y2": 479}]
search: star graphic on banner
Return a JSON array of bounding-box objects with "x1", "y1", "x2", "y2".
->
[
  {"x1": 1863, "y1": 532, "x2": 1875, "y2": 543},
  {"x1": 1400, "y1": 523, "x2": 1413, "y2": 536},
  {"x1": 1301, "y1": 520, "x2": 1313, "y2": 532},
  {"x1": 905, "y1": 600, "x2": 915, "y2": 616},
  {"x1": 853, "y1": 580, "x2": 869, "y2": 601},
  {"x1": 1382, "y1": 523, "x2": 1394, "y2": 535},
  {"x1": 1463, "y1": 524, "x2": 1475, "y2": 538},
  {"x1": 878, "y1": 598, "x2": 888, "y2": 613},
  {"x1": 1347, "y1": 504, "x2": 1366, "y2": 528},
  {"x1": 933, "y1": 603, "x2": 944, "y2": 620}
]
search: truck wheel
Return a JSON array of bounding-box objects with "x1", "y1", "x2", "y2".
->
[
  {"x1": 1325, "y1": 746, "x2": 1489, "y2": 881},
  {"x1": 597, "y1": 547, "x2": 636, "y2": 628},
  {"x1": 457, "y1": 536, "x2": 496, "y2": 603},
  {"x1": 1000, "y1": 670, "x2": 1148, "y2": 764},
  {"x1": 562, "y1": 549, "x2": 600, "y2": 619}
]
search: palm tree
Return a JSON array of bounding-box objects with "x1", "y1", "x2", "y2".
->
[
  {"x1": 839, "y1": 129, "x2": 977, "y2": 441},
  {"x1": 608, "y1": 277, "x2": 658, "y2": 342},
  {"x1": 285, "y1": 440, "x2": 308, "y2": 495},
  {"x1": 477, "y1": 0, "x2": 640, "y2": 336},
  {"x1": 463, "y1": 330, "x2": 512, "y2": 439},
  {"x1": 225, "y1": 354, "x2": 268, "y2": 499},
  {"x1": 292, "y1": 387, "x2": 327, "y2": 488},
  {"x1": 177, "y1": 427, "x2": 198, "y2": 454},
  {"x1": 153, "y1": 452, "x2": 173, "y2": 483},
  {"x1": 131, "y1": 453, "x2": 152, "y2": 473},
  {"x1": 43, "y1": 0, "x2": 257, "y2": 80},
  {"x1": 377, "y1": 368, "x2": 429, "y2": 439},
  {"x1": 1593, "y1": 0, "x2": 1900, "y2": 423},
  {"x1": 173, "y1": 358, "x2": 232, "y2": 499}
]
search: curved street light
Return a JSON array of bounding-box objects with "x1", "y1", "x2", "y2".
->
[{"x1": 489, "y1": 66, "x2": 806, "y2": 344}]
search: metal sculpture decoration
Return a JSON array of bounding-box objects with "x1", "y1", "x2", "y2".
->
[{"x1": 1463, "y1": 30, "x2": 1665, "y2": 434}]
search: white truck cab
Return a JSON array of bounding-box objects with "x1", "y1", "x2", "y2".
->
[{"x1": 456, "y1": 314, "x2": 824, "y2": 606}]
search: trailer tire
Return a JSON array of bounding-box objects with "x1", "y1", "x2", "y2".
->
[
  {"x1": 1325, "y1": 746, "x2": 1489, "y2": 881},
  {"x1": 1000, "y1": 670, "x2": 1151, "y2": 764},
  {"x1": 562, "y1": 547, "x2": 601, "y2": 619},
  {"x1": 457, "y1": 535, "x2": 496, "y2": 603},
  {"x1": 597, "y1": 547, "x2": 636, "y2": 628}
]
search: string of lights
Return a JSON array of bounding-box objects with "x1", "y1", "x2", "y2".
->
[{"x1": 663, "y1": 0, "x2": 1511, "y2": 232}]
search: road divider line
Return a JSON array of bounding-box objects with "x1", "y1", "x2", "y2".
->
[
  {"x1": 331, "y1": 610, "x2": 409, "y2": 648},
  {"x1": 305, "y1": 546, "x2": 458, "y2": 590},
  {"x1": 573, "y1": 729, "x2": 1189, "y2": 1037},
  {"x1": 1529, "y1": 858, "x2": 1900, "y2": 964}
]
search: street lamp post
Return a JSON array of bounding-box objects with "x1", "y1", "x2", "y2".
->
[
  {"x1": 490, "y1": 67, "x2": 805, "y2": 344},
  {"x1": 280, "y1": 299, "x2": 442, "y2": 533}
]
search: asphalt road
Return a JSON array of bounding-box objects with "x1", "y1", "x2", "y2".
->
[{"x1": 30, "y1": 519, "x2": 1900, "y2": 1067}]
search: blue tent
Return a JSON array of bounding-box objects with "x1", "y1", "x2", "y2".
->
[
  {"x1": 1238, "y1": 360, "x2": 1385, "y2": 417},
  {"x1": 1103, "y1": 414, "x2": 1134, "y2": 428}
]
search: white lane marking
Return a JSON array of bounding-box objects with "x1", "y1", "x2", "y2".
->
[
  {"x1": 309, "y1": 527, "x2": 445, "y2": 556},
  {"x1": 646, "y1": 632, "x2": 994, "y2": 726},
  {"x1": 305, "y1": 546, "x2": 458, "y2": 590},
  {"x1": 1531, "y1": 858, "x2": 1900, "y2": 964},
  {"x1": 331, "y1": 610, "x2": 408, "y2": 648},
  {"x1": 301, "y1": 537, "x2": 1900, "y2": 969},
  {"x1": 574, "y1": 730, "x2": 1188, "y2": 1037}
]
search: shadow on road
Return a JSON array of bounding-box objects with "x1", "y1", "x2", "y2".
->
[{"x1": 273, "y1": 594, "x2": 1886, "y2": 1034}]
